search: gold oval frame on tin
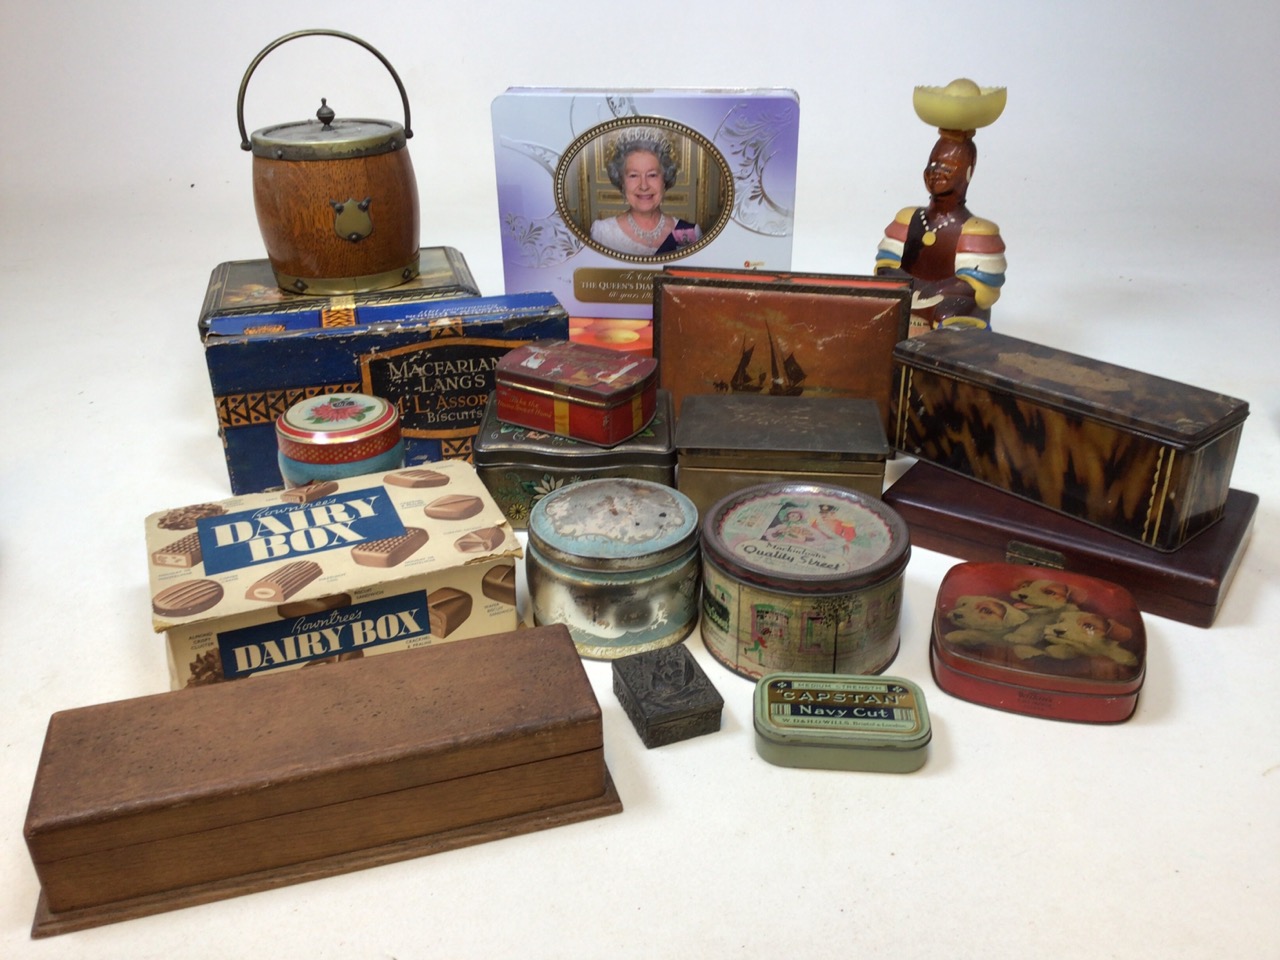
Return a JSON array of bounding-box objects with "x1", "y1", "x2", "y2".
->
[{"x1": 554, "y1": 116, "x2": 734, "y2": 264}]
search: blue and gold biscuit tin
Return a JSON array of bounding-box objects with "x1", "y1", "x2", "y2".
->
[{"x1": 754, "y1": 672, "x2": 931, "y2": 773}]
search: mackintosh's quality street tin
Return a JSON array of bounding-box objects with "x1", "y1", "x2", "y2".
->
[
  {"x1": 526, "y1": 478, "x2": 700, "y2": 659},
  {"x1": 700, "y1": 482, "x2": 910, "y2": 681},
  {"x1": 754, "y1": 673, "x2": 931, "y2": 773},
  {"x1": 930, "y1": 562, "x2": 1147, "y2": 722}
]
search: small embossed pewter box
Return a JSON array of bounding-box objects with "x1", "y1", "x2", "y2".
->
[
  {"x1": 23, "y1": 625, "x2": 621, "y2": 938},
  {"x1": 891, "y1": 328, "x2": 1249, "y2": 551},
  {"x1": 612, "y1": 644, "x2": 724, "y2": 748},
  {"x1": 930, "y1": 562, "x2": 1147, "y2": 723},
  {"x1": 675, "y1": 394, "x2": 891, "y2": 519}
]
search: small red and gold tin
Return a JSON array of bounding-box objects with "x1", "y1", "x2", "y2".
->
[
  {"x1": 494, "y1": 339, "x2": 658, "y2": 447},
  {"x1": 275, "y1": 392, "x2": 404, "y2": 488},
  {"x1": 930, "y1": 562, "x2": 1147, "y2": 723}
]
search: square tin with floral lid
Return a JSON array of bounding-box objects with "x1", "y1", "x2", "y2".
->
[{"x1": 930, "y1": 562, "x2": 1147, "y2": 723}]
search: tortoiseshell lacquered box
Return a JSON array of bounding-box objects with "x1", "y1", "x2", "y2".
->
[{"x1": 891, "y1": 329, "x2": 1249, "y2": 551}]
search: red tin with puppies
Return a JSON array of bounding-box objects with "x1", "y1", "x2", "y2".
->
[{"x1": 930, "y1": 562, "x2": 1146, "y2": 723}]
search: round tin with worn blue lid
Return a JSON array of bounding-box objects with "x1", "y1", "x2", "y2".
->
[{"x1": 526, "y1": 477, "x2": 700, "y2": 659}]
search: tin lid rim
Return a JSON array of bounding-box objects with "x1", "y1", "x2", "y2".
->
[
  {"x1": 527, "y1": 478, "x2": 700, "y2": 569},
  {"x1": 276, "y1": 394, "x2": 400, "y2": 446},
  {"x1": 702, "y1": 481, "x2": 911, "y2": 591}
]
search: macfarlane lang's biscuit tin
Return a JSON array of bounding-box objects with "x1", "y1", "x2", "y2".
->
[
  {"x1": 700, "y1": 482, "x2": 910, "y2": 682},
  {"x1": 526, "y1": 477, "x2": 700, "y2": 659},
  {"x1": 930, "y1": 562, "x2": 1147, "y2": 723},
  {"x1": 891, "y1": 328, "x2": 1249, "y2": 551},
  {"x1": 473, "y1": 390, "x2": 675, "y2": 528},
  {"x1": 884, "y1": 462, "x2": 1258, "y2": 629},
  {"x1": 144, "y1": 460, "x2": 520, "y2": 690},
  {"x1": 754, "y1": 672, "x2": 931, "y2": 773},
  {"x1": 675, "y1": 394, "x2": 890, "y2": 518},
  {"x1": 202, "y1": 286, "x2": 568, "y2": 495},
  {"x1": 494, "y1": 339, "x2": 658, "y2": 447},
  {"x1": 23, "y1": 624, "x2": 621, "y2": 938}
]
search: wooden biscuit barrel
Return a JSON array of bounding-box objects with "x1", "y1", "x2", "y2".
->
[{"x1": 238, "y1": 30, "x2": 420, "y2": 295}]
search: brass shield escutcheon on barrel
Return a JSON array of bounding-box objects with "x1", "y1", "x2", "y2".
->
[{"x1": 238, "y1": 30, "x2": 420, "y2": 295}]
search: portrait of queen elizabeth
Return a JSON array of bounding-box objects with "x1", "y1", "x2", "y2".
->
[{"x1": 589, "y1": 131, "x2": 704, "y2": 257}]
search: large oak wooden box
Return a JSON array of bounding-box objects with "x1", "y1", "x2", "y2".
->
[
  {"x1": 883, "y1": 462, "x2": 1257, "y2": 628},
  {"x1": 891, "y1": 329, "x2": 1249, "y2": 551},
  {"x1": 23, "y1": 624, "x2": 620, "y2": 937}
]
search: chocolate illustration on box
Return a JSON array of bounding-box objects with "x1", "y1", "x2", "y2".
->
[
  {"x1": 930, "y1": 562, "x2": 1146, "y2": 723},
  {"x1": 892, "y1": 328, "x2": 1249, "y2": 551},
  {"x1": 144, "y1": 460, "x2": 520, "y2": 689}
]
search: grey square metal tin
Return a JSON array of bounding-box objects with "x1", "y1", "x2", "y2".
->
[
  {"x1": 676, "y1": 395, "x2": 890, "y2": 518},
  {"x1": 474, "y1": 391, "x2": 675, "y2": 528}
]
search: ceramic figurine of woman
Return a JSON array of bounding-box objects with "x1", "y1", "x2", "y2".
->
[{"x1": 876, "y1": 79, "x2": 1007, "y2": 335}]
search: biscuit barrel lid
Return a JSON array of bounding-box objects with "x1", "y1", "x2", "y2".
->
[
  {"x1": 276, "y1": 393, "x2": 401, "y2": 465},
  {"x1": 237, "y1": 29, "x2": 414, "y2": 160}
]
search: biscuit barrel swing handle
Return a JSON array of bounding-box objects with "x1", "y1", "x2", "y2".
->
[{"x1": 236, "y1": 28, "x2": 414, "y2": 150}]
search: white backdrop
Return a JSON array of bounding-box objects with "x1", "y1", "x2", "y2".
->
[{"x1": 2, "y1": 2, "x2": 1278, "y2": 958}]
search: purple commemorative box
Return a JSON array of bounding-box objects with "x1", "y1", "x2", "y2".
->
[{"x1": 492, "y1": 88, "x2": 800, "y2": 324}]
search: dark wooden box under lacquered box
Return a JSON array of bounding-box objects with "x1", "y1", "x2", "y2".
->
[
  {"x1": 23, "y1": 624, "x2": 621, "y2": 937},
  {"x1": 884, "y1": 462, "x2": 1257, "y2": 628},
  {"x1": 891, "y1": 328, "x2": 1249, "y2": 551}
]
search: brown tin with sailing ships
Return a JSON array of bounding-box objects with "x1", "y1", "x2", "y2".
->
[
  {"x1": 652, "y1": 271, "x2": 910, "y2": 433},
  {"x1": 891, "y1": 328, "x2": 1249, "y2": 551}
]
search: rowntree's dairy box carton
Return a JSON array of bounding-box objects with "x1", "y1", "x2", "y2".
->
[{"x1": 145, "y1": 460, "x2": 521, "y2": 690}]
